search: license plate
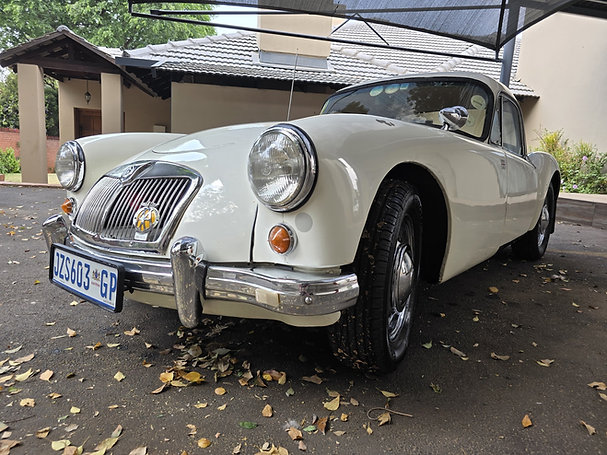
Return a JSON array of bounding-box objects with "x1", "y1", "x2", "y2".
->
[{"x1": 50, "y1": 244, "x2": 124, "y2": 312}]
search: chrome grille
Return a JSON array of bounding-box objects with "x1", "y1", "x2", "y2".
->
[{"x1": 73, "y1": 161, "x2": 201, "y2": 253}]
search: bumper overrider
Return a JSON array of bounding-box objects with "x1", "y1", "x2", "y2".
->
[{"x1": 42, "y1": 215, "x2": 359, "y2": 327}]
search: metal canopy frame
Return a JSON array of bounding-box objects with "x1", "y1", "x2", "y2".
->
[{"x1": 128, "y1": 0, "x2": 606, "y2": 62}]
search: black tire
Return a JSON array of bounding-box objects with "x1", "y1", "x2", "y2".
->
[
  {"x1": 512, "y1": 185, "x2": 555, "y2": 260},
  {"x1": 328, "y1": 179, "x2": 422, "y2": 372}
]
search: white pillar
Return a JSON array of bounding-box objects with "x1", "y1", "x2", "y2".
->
[
  {"x1": 17, "y1": 63, "x2": 47, "y2": 183},
  {"x1": 101, "y1": 73, "x2": 123, "y2": 134}
]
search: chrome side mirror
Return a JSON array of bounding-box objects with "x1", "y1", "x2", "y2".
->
[{"x1": 439, "y1": 106, "x2": 469, "y2": 131}]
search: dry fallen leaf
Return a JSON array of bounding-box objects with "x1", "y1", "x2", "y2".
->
[
  {"x1": 587, "y1": 381, "x2": 606, "y2": 391},
  {"x1": 317, "y1": 417, "x2": 328, "y2": 435},
  {"x1": 262, "y1": 404, "x2": 273, "y2": 418},
  {"x1": 536, "y1": 359, "x2": 554, "y2": 367},
  {"x1": 364, "y1": 423, "x2": 373, "y2": 435},
  {"x1": 488, "y1": 286, "x2": 499, "y2": 294},
  {"x1": 114, "y1": 371, "x2": 125, "y2": 382},
  {"x1": 215, "y1": 387, "x2": 227, "y2": 396},
  {"x1": 340, "y1": 413, "x2": 349, "y2": 422},
  {"x1": 302, "y1": 375, "x2": 323, "y2": 385},
  {"x1": 491, "y1": 352, "x2": 510, "y2": 361},
  {"x1": 159, "y1": 372, "x2": 174, "y2": 383},
  {"x1": 378, "y1": 389, "x2": 399, "y2": 398},
  {"x1": 19, "y1": 398, "x2": 35, "y2": 407},
  {"x1": 377, "y1": 412, "x2": 392, "y2": 426},
  {"x1": 198, "y1": 437, "x2": 212, "y2": 448},
  {"x1": 450, "y1": 346, "x2": 468, "y2": 359},
  {"x1": 40, "y1": 370, "x2": 53, "y2": 382},
  {"x1": 182, "y1": 371, "x2": 204, "y2": 384},
  {"x1": 66, "y1": 328, "x2": 77, "y2": 337},
  {"x1": 51, "y1": 439, "x2": 71, "y2": 451},
  {"x1": 287, "y1": 427, "x2": 303, "y2": 441},
  {"x1": 129, "y1": 447, "x2": 147, "y2": 455},
  {"x1": 522, "y1": 414, "x2": 533, "y2": 428},
  {"x1": 599, "y1": 393, "x2": 607, "y2": 402},
  {"x1": 580, "y1": 420, "x2": 596, "y2": 435},
  {"x1": 124, "y1": 327, "x2": 140, "y2": 336},
  {"x1": 15, "y1": 369, "x2": 34, "y2": 382},
  {"x1": 323, "y1": 395, "x2": 340, "y2": 411},
  {"x1": 186, "y1": 424, "x2": 197, "y2": 436},
  {"x1": 35, "y1": 427, "x2": 50, "y2": 439}
]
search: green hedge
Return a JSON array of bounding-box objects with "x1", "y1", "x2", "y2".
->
[
  {"x1": 0, "y1": 147, "x2": 21, "y2": 174},
  {"x1": 536, "y1": 130, "x2": 606, "y2": 194}
]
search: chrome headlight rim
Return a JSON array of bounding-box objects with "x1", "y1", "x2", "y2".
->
[
  {"x1": 248, "y1": 124, "x2": 318, "y2": 212},
  {"x1": 56, "y1": 141, "x2": 85, "y2": 191}
]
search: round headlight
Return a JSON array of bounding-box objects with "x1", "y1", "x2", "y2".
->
[
  {"x1": 55, "y1": 141, "x2": 85, "y2": 191},
  {"x1": 248, "y1": 125, "x2": 317, "y2": 212}
]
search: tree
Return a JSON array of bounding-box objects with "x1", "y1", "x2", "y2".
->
[
  {"x1": 0, "y1": 1, "x2": 215, "y2": 134},
  {"x1": 0, "y1": 1, "x2": 214, "y2": 51}
]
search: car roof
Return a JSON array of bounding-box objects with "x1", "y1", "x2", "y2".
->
[{"x1": 335, "y1": 71, "x2": 514, "y2": 100}]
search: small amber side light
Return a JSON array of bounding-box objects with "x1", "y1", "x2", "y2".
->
[
  {"x1": 268, "y1": 224, "x2": 294, "y2": 254},
  {"x1": 61, "y1": 198, "x2": 73, "y2": 214}
]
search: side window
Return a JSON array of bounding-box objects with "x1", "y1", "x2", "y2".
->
[
  {"x1": 502, "y1": 98, "x2": 523, "y2": 155},
  {"x1": 490, "y1": 100, "x2": 501, "y2": 146}
]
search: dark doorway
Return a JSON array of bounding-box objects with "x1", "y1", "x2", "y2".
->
[{"x1": 74, "y1": 108, "x2": 101, "y2": 138}]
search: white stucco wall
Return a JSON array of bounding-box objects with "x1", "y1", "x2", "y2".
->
[
  {"x1": 58, "y1": 77, "x2": 170, "y2": 142},
  {"x1": 517, "y1": 13, "x2": 607, "y2": 153},
  {"x1": 123, "y1": 85, "x2": 170, "y2": 133},
  {"x1": 170, "y1": 82, "x2": 330, "y2": 134},
  {"x1": 58, "y1": 79, "x2": 101, "y2": 143}
]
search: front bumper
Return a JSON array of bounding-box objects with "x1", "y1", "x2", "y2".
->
[{"x1": 43, "y1": 215, "x2": 359, "y2": 328}]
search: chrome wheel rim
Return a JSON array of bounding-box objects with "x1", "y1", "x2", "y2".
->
[
  {"x1": 537, "y1": 201, "x2": 550, "y2": 247},
  {"x1": 388, "y1": 219, "x2": 415, "y2": 344}
]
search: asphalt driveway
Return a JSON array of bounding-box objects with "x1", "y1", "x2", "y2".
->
[{"x1": 1, "y1": 186, "x2": 605, "y2": 454}]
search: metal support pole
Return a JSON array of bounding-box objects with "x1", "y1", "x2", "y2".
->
[
  {"x1": 500, "y1": 3, "x2": 521, "y2": 87},
  {"x1": 500, "y1": 38, "x2": 516, "y2": 87}
]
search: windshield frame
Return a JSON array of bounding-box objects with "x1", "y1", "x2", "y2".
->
[{"x1": 321, "y1": 77, "x2": 495, "y2": 142}]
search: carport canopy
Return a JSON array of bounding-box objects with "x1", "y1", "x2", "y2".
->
[{"x1": 129, "y1": 0, "x2": 607, "y2": 58}]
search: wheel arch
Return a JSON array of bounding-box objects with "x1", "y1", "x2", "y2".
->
[
  {"x1": 549, "y1": 170, "x2": 561, "y2": 234},
  {"x1": 385, "y1": 163, "x2": 449, "y2": 284}
]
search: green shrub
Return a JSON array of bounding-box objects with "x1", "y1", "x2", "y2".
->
[
  {"x1": 535, "y1": 130, "x2": 606, "y2": 194},
  {"x1": 0, "y1": 147, "x2": 21, "y2": 174}
]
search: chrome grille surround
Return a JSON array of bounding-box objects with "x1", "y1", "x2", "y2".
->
[{"x1": 72, "y1": 161, "x2": 202, "y2": 254}]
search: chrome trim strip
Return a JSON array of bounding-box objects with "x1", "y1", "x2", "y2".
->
[
  {"x1": 41, "y1": 225, "x2": 359, "y2": 323},
  {"x1": 205, "y1": 266, "x2": 359, "y2": 316}
]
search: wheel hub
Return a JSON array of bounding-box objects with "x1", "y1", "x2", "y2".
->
[
  {"x1": 388, "y1": 240, "x2": 415, "y2": 342},
  {"x1": 537, "y1": 203, "x2": 550, "y2": 247}
]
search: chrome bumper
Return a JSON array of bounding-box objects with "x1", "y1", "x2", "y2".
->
[{"x1": 43, "y1": 215, "x2": 359, "y2": 328}]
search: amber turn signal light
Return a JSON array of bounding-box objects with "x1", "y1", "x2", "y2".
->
[
  {"x1": 268, "y1": 224, "x2": 296, "y2": 254},
  {"x1": 61, "y1": 198, "x2": 74, "y2": 215}
]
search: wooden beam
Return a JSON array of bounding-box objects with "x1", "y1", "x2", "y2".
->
[{"x1": 17, "y1": 57, "x2": 119, "y2": 74}]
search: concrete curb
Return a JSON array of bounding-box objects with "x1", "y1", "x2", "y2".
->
[
  {"x1": 557, "y1": 193, "x2": 607, "y2": 229},
  {"x1": 0, "y1": 181, "x2": 61, "y2": 189},
  {"x1": 1, "y1": 181, "x2": 605, "y2": 229}
]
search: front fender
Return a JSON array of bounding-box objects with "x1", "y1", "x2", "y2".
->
[{"x1": 526, "y1": 151, "x2": 560, "y2": 229}]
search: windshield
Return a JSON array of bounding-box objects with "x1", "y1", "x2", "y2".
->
[{"x1": 321, "y1": 79, "x2": 493, "y2": 140}]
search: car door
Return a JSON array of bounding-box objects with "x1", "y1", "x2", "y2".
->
[{"x1": 491, "y1": 95, "x2": 539, "y2": 239}]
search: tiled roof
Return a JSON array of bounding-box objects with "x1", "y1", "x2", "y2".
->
[{"x1": 125, "y1": 21, "x2": 536, "y2": 97}]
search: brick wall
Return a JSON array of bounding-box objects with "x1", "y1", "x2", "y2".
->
[{"x1": 0, "y1": 128, "x2": 60, "y2": 171}]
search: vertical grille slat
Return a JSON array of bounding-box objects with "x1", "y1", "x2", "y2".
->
[{"x1": 73, "y1": 162, "x2": 200, "y2": 253}]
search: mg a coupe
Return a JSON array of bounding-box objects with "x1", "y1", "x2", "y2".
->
[{"x1": 44, "y1": 72, "x2": 559, "y2": 371}]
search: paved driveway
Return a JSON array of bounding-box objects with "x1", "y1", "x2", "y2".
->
[{"x1": 1, "y1": 186, "x2": 605, "y2": 454}]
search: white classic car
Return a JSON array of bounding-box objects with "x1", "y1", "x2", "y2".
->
[{"x1": 43, "y1": 72, "x2": 559, "y2": 371}]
